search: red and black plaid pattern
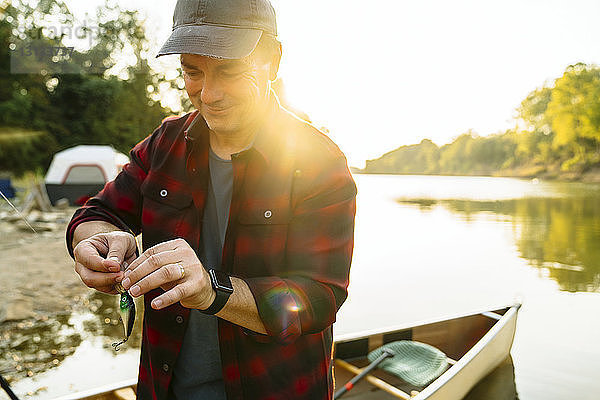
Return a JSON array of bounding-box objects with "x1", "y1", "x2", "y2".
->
[{"x1": 66, "y1": 99, "x2": 357, "y2": 400}]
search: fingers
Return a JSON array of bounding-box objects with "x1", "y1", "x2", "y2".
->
[
  {"x1": 151, "y1": 282, "x2": 194, "y2": 310},
  {"x1": 125, "y1": 262, "x2": 184, "y2": 297},
  {"x1": 119, "y1": 238, "x2": 206, "y2": 306},
  {"x1": 75, "y1": 262, "x2": 123, "y2": 291},
  {"x1": 126, "y1": 238, "x2": 187, "y2": 273},
  {"x1": 73, "y1": 232, "x2": 136, "y2": 273},
  {"x1": 74, "y1": 240, "x2": 115, "y2": 273},
  {"x1": 104, "y1": 232, "x2": 137, "y2": 270},
  {"x1": 122, "y1": 248, "x2": 180, "y2": 288},
  {"x1": 72, "y1": 231, "x2": 136, "y2": 294},
  {"x1": 124, "y1": 254, "x2": 137, "y2": 269}
]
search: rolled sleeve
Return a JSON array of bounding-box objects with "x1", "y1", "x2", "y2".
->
[{"x1": 245, "y1": 154, "x2": 357, "y2": 344}]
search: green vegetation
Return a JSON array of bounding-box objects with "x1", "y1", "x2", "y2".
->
[
  {"x1": 0, "y1": 127, "x2": 57, "y2": 175},
  {"x1": 0, "y1": 0, "x2": 297, "y2": 177},
  {"x1": 0, "y1": 0, "x2": 172, "y2": 176},
  {"x1": 365, "y1": 63, "x2": 600, "y2": 181}
]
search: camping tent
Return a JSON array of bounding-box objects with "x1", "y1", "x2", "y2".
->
[{"x1": 45, "y1": 145, "x2": 129, "y2": 205}]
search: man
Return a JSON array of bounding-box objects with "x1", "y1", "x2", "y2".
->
[{"x1": 66, "y1": 0, "x2": 357, "y2": 399}]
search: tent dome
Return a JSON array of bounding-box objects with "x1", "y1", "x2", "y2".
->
[
  {"x1": 45, "y1": 145, "x2": 129, "y2": 184},
  {"x1": 44, "y1": 145, "x2": 129, "y2": 205}
]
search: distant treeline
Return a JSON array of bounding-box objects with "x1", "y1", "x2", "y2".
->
[
  {"x1": 364, "y1": 63, "x2": 600, "y2": 180},
  {"x1": 0, "y1": 0, "x2": 172, "y2": 176}
]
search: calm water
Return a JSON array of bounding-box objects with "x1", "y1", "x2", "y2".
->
[
  {"x1": 5, "y1": 174, "x2": 600, "y2": 399},
  {"x1": 338, "y1": 174, "x2": 600, "y2": 400}
]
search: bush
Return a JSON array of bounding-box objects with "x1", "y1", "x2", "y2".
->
[{"x1": 0, "y1": 128, "x2": 58, "y2": 177}]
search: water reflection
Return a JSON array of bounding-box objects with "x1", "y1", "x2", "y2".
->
[
  {"x1": 1, "y1": 291, "x2": 142, "y2": 387},
  {"x1": 464, "y1": 356, "x2": 518, "y2": 400},
  {"x1": 0, "y1": 314, "x2": 80, "y2": 382},
  {"x1": 397, "y1": 196, "x2": 600, "y2": 293}
]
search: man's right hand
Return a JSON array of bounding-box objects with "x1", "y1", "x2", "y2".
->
[{"x1": 73, "y1": 231, "x2": 137, "y2": 294}]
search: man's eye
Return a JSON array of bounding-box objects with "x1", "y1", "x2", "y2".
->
[
  {"x1": 221, "y1": 70, "x2": 245, "y2": 79},
  {"x1": 183, "y1": 70, "x2": 203, "y2": 79}
]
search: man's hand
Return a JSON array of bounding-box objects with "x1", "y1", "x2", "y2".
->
[
  {"x1": 120, "y1": 238, "x2": 216, "y2": 310},
  {"x1": 73, "y1": 231, "x2": 137, "y2": 294}
]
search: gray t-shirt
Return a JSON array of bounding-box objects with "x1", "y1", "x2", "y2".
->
[{"x1": 169, "y1": 147, "x2": 232, "y2": 400}]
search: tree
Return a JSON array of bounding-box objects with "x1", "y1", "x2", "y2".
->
[
  {"x1": 364, "y1": 139, "x2": 440, "y2": 174},
  {"x1": 546, "y1": 63, "x2": 600, "y2": 170},
  {"x1": 516, "y1": 86, "x2": 555, "y2": 164},
  {"x1": 0, "y1": 0, "x2": 170, "y2": 175},
  {"x1": 519, "y1": 86, "x2": 553, "y2": 135}
]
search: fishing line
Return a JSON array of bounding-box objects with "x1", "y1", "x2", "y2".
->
[
  {"x1": 0, "y1": 188, "x2": 33, "y2": 399},
  {"x1": 0, "y1": 188, "x2": 37, "y2": 234}
]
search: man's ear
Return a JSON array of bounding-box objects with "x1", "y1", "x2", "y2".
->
[{"x1": 268, "y1": 42, "x2": 282, "y2": 81}]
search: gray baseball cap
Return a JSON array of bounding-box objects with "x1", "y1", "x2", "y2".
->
[{"x1": 157, "y1": 0, "x2": 277, "y2": 59}]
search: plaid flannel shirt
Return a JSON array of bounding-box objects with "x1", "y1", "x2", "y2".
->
[{"x1": 66, "y1": 98, "x2": 357, "y2": 400}]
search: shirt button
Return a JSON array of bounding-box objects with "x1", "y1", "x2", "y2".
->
[
  {"x1": 160, "y1": 189, "x2": 168, "y2": 197},
  {"x1": 176, "y1": 315, "x2": 184, "y2": 324},
  {"x1": 162, "y1": 363, "x2": 169, "y2": 373},
  {"x1": 264, "y1": 210, "x2": 272, "y2": 219}
]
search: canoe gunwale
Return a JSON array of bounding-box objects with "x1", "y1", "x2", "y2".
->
[
  {"x1": 411, "y1": 303, "x2": 521, "y2": 399},
  {"x1": 334, "y1": 302, "x2": 520, "y2": 344},
  {"x1": 51, "y1": 378, "x2": 137, "y2": 400}
]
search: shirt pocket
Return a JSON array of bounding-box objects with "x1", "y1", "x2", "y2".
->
[
  {"x1": 234, "y1": 204, "x2": 291, "y2": 275},
  {"x1": 140, "y1": 172, "x2": 196, "y2": 245}
]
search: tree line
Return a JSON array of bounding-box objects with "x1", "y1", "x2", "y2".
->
[
  {"x1": 0, "y1": 0, "x2": 173, "y2": 176},
  {"x1": 364, "y1": 63, "x2": 600, "y2": 180},
  {"x1": 0, "y1": 0, "x2": 300, "y2": 178}
]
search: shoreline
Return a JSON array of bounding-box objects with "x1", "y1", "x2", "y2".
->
[
  {"x1": 351, "y1": 166, "x2": 600, "y2": 184},
  {"x1": 0, "y1": 209, "x2": 92, "y2": 386}
]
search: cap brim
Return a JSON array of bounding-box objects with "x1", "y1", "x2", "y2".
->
[{"x1": 156, "y1": 25, "x2": 263, "y2": 59}]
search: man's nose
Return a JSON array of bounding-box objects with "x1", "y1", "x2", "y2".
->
[{"x1": 200, "y1": 75, "x2": 224, "y2": 105}]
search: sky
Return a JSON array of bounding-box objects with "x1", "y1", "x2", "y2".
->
[{"x1": 64, "y1": 0, "x2": 600, "y2": 168}]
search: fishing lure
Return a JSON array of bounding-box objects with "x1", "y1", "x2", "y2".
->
[
  {"x1": 111, "y1": 234, "x2": 142, "y2": 352},
  {"x1": 112, "y1": 282, "x2": 136, "y2": 351}
]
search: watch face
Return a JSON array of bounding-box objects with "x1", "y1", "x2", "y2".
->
[{"x1": 210, "y1": 269, "x2": 234, "y2": 294}]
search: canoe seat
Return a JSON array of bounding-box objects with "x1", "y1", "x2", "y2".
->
[{"x1": 368, "y1": 341, "x2": 450, "y2": 387}]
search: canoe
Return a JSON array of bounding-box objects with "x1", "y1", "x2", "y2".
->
[
  {"x1": 333, "y1": 303, "x2": 521, "y2": 399},
  {"x1": 53, "y1": 303, "x2": 520, "y2": 400}
]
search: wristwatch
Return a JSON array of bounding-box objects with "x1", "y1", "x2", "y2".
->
[{"x1": 201, "y1": 269, "x2": 234, "y2": 315}]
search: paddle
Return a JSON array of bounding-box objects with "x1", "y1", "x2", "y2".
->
[
  {"x1": 334, "y1": 340, "x2": 451, "y2": 399},
  {"x1": 334, "y1": 348, "x2": 395, "y2": 399}
]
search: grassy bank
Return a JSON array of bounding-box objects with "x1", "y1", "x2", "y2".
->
[{"x1": 494, "y1": 164, "x2": 600, "y2": 183}]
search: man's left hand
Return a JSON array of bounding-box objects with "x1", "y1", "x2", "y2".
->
[{"x1": 120, "y1": 238, "x2": 216, "y2": 310}]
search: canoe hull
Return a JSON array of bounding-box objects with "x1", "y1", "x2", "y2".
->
[
  {"x1": 414, "y1": 305, "x2": 519, "y2": 399},
  {"x1": 333, "y1": 303, "x2": 521, "y2": 400}
]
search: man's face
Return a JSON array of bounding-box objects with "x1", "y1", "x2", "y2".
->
[{"x1": 180, "y1": 52, "x2": 273, "y2": 135}]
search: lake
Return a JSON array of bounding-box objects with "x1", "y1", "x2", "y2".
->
[
  {"x1": 338, "y1": 174, "x2": 600, "y2": 400},
  {"x1": 4, "y1": 174, "x2": 600, "y2": 399}
]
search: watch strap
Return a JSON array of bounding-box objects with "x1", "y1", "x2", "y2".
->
[{"x1": 201, "y1": 269, "x2": 233, "y2": 315}]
